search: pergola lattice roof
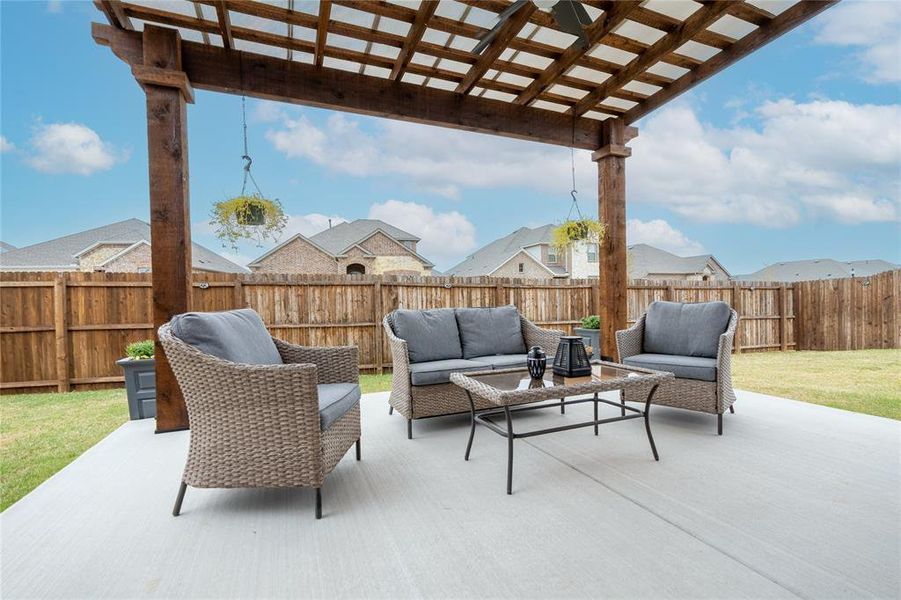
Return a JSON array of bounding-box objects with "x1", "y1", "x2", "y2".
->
[{"x1": 94, "y1": 0, "x2": 835, "y2": 149}]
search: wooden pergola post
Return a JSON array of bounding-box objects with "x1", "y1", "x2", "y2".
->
[
  {"x1": 138, "y1": 25, "x2": 194, "y2": 432},
  {"x1": 592, "y1": 120, "x2": 633, "y2": 362}
]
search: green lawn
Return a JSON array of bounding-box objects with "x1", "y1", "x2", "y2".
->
[
  {"x1": 732, "y1": 349, "x2": 901, "y2": 420},
  {"x1": 3, "y1": 357, "x2": 896, "y2": 512}
]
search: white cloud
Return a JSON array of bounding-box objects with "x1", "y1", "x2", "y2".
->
[
  {"x1": 368, "y1": 200, "x2": 477, "y2": 266},
  {"x1": 814, "y1": 0, "x2": 901, "y2": 83},
  {"x1": 25, "y1": 123, "x2": 124, "y2": 175},
  {"x1": 283, "y1": 213, "x2": 347, "y2": 237},
  {"x1": 0, "y1": 136, "x2": 15, "y2": 153},
  {"x1": 627, "y1": 219, "x2": 705, "y2": 256},
  {"x1": 629, "y1": 100, "x2": 901, "y2": 226},
  {"x1": 46, "y1": 0, "x2": 62, "y2": 13},
  {"x1": 265, "y1": 109, "x2": 588, "y2": 200}
]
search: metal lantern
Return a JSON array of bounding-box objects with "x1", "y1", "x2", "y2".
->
[
  {"x1": 552, "y1": 336, "x2": 592, "y2": 377},
  {"x1": 527, "y1": 346, "x2": 547, "y2": 379}
]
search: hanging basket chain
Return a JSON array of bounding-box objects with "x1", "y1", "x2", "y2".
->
[
  {"x1": 566, "y1": 115, "x2": 583, "y2": 222},
  {"x1": 240, "y1": 95, "x2": 264, "y2": 198}
]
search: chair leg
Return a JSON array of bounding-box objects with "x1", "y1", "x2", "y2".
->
[
  {"x1": 389, "y1": 405, "x2": 394, "y2": 415},
  {"x1": 355, "y1": 438, "x2": 361, "y2": 461},
  {"x1": 172, "y1": 481, "x2": 187, "y2": 517},
  {"x1": 560, "y1": 397, "x2": 565, "y2": 414},
  {"x1": 717, "y1": 413, "x2": 723, "y2": 436},
  {"x1": 315, "y1": 487, "x2": 322, "y2": 520},
  {"x1": 729, "y1": 404, "x2": 735, "y2": 414},
  {"x1": 407, "y1": 419, "x2": 413, "y2": 440}
]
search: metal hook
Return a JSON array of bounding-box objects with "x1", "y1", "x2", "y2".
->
[{"x1": 242, "y1": 154, "x2": 253, "y2": 172}]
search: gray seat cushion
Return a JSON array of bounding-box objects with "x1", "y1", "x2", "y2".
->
[
  {"x1": 408, "y1": 359, "x2": 487, "y2": 386},
  {"x1": 469, "y1": 354, "x2": 527, "y2": 370},
  {"x1": 391, "y1": 308, "x2": 463, "y2": 363},
  {"x1": 455, "y1": 306, "x2": 526, "y2": 359},
  {"x1": 643, "y1": 301, "x2": 732, "y2": 358},
  {"x1": 623, "y1": 353, "x2": 717, "y2": 382},
  {"x1": 317, "y1": 383, "x2": 361, "y2": 430},
  {"x1": 170, "y1": 308, "x2": 282, "y2": 365}
]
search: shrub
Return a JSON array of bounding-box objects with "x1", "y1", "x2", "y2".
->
[
  {"x1": 125, "y1": 340, "x2": 154, "y2": 360},
  {"x1": 580, "y1": 315, "x2": 601, "y2": 329}
]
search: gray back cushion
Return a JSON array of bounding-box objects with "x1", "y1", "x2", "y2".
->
[
  {"x1": 643, "y1": 301, "x2": 732, "y2": 358},
  {"x1": 391, "y1": 308, "x2": 463, "y2": 363},
  {"x1": 170, "y1": 308, "x2": 283, "y2": 365},
  {"x1": 455, "y1": 306, "x2": 526, "y2": 359}
]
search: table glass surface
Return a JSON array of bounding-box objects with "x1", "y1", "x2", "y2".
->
[{"x1": 462, "y1": 364, "x2": 647, "y2": 392}]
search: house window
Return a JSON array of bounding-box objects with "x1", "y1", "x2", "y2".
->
[
  {"x1": 346, "y1": 263, "x2": 366, "y2": 275},
  {"x1": 518, "y1": 262, "x2": 524, "y2": 273},
  {"x1": 587, "y1": 244, "x2": 598, "y2": 263},
  {"x1": 547, "y1": 247, "x2": 558, "y2": 263}
]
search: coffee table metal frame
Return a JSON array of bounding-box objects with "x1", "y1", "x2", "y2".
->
[{"x1": 450, "y1": 363, "x2": 674, "y2": 495}]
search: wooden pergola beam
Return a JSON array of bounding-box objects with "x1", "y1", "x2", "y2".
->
[
  {"x1": 93, "y1": 23, "x2": 624, "y2": 150},
  {"x1": 514, "y1": 1, "x2": 641, "y2": 106},
  {"x1": 570, "y1": 1, "x2": 733, "y2": 117},
  {"x1": 213, "y1": 1, "x2": 233, "y2": 50},
  {"x1": 455, "y1": 2, "x2": 537, "y2": 95},
  {"x1": 94, "y1": 0, "x2": 133, "y2": 31},
  {"x1": 390, "y1": 0, "x2": 437, "y2": 81},
  {"x1": 624, "y1": 1, "x2": 839, "y2": 125},
  {"x1": 315, "y1": 0, "x2": 331, "y2": 67}
]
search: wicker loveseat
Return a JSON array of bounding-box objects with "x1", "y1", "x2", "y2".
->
[
  {"x1": 384, "y1": 305, "x2": 563, "y2": 438},
  {"x1": 159, "y1": 308, "x2": 361, "y2": 519},
  {"x1": 616, "y1": 300, "x2": 739, "y2": 435}
]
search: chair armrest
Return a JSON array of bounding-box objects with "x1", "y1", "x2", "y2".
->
[
  {"x1": 715, "y1": 310, "x2": 739, "y2": 411},
  {"x1": 272, "y1": 338, "x2": 359, "y2": 385},
  {"x1": 383, "y1": 315, "x2": 412, "y2": 414},
  {"x1": 521, "y1": 317, "x2": 563, "y2": 357},
  {"x1": 615, "y1": 314, "x2": 645, "y2": 362}
]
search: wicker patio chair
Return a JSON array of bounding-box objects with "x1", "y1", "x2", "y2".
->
[
  {"x1": 616, "y1": 301, "x2": 739, "y2": 435},
  {"x1": 384, "y1": 308, "x2": 563, "y2": 439},
  {"x1": 159, "y1": 313, "x2": 361, "y2": 520}
]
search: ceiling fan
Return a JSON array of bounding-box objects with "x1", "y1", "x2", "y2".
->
[{"x1": 472, "y1": 0, "x2": 593, "y2": 54}]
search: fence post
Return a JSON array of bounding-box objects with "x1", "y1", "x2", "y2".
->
[
  {"x1": 54, "y1": 273, "x2": 70, "y2": 392},
  {"x1": 233, "y1": 278, "x2": 244, "y2": 308},
  {"x1": 374, "y1": 279, "x2": 384, "y2": 375},
  {"x1": 495, "y1": 280, "x2": 505, "y2": 306},
  {"x1": 792, "y1": 284, "x2": 801, "y2": 350},
  {"x1": 779, "y1": 284, "x2": 789, "y2": 351},
  {"x1": 666, "y1": 285, "x2": 676, "y2": 302},
  {"x1": 732, "y1": 282, "x2": 742, "y2": 354}
]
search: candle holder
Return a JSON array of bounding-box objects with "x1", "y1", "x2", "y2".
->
[
  {"x1": 526, "y1": 346, "x2": 547, "y2": 379},
  {"x1": 552, "y1": 336, "x2": 592, "y2": 377}
]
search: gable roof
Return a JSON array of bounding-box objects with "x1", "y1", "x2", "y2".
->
[
  {"x1": 309, "y1": 219, "x2": 419, "y2": 255},
  {"x1": 0, "y1": 218, "x2": 247, "y2": 273},
  {"x1": 734, "y1": 259, "x2": 898, "y2": 282},
  {"x1": 0, "y1": 241, "x2": 16, "y2": 253},
  {"x1": 628, "y1": 244, "x2": 729, "y2": 279},
  {"x1": 249, "y1": 219, "x2": 433, "y2": 268},
  {"x1": 445, "y1": 225, "x2": 560, "y2": 277}
]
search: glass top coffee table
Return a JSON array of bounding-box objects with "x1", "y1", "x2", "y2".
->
[{"x1": 450, "y1": 362, "x2": 674, "y2": 495}]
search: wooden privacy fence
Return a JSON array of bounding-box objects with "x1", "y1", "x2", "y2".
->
[{"x1": 1, "y1": 270, "x2": 897, "y2": 394}]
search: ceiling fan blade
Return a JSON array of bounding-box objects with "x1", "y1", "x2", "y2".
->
[
  {"x1": 473, "y1": 0, "x2": 530, "y2": 54},
  {"x1": 549, "y1": 0, "x2": 592, "y2": 48}
]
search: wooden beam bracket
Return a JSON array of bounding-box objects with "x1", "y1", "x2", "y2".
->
[
  {"x1": 591, "y1": 144, "x2": 631, "y2": 161},
  {"x1": 132, "y1": 65, "x2": 195, "y2": 103}
]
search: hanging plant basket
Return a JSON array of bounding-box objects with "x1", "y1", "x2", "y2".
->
[
  {"x1": 211, "y1": 194, "x2": 288, "y2": 250},
  {"x1": 551, "y1": 218, "x2": 606, "y2": 251}
]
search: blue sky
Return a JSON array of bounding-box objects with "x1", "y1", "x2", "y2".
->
[{"x1": 1, "y1": 0, "x2": 899, "y2": 274}]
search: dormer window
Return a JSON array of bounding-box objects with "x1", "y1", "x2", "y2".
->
[{"x1": 547, "y1": 247, "x2": 558, "y2": 263}]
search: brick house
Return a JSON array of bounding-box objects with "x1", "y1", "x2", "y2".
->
[
  {"x1": 0, "y1": 218, "x2": 246, "y2": 273},
  {"x1": 446, "y1": 226, "x2": 730, "y2": 281},
  {"x1": 248, "y1": 219, "x2": 434, "y2": 276}
]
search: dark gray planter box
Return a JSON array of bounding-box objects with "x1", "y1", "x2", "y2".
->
[
  {"x1": 116, "y1": 358, "x2": 156, "y2": 420},
  {"x1": 574, "y1": 328, "x2": 601, "y2": 360}
]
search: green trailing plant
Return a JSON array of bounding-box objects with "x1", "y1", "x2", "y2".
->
[
  {"x1": 210, "y1": 194, "x2": 288, "y2": 250},
  {"x1": 125, "y1": 340, "x2": 155, "y2": 360},
  {"x1": 580, "y1": 315, "x2": 601, "y2": 329},
  {"x1": 551, "y1": 219, "x2": 606, "y2": 251}
]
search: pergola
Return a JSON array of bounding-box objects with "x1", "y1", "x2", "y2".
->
[{"x1": 92, "y1": 0, "x2": 835, "y2": 432}]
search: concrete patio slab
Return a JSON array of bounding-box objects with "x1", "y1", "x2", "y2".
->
[{"x1": 2, "y1": 390, "x2": 898, "y2": 599}]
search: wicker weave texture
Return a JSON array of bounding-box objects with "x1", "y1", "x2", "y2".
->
[
  {"x1": 383, "y1": 312, "x2": 564, "y2": 420},
  {"x1": 159, "y1": 325, "x2": 360, "y2": 489},
  {"x1": 615, "y1": 309, "x2": 739, "y2": 416}
]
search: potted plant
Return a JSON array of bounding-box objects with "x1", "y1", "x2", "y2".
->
[
  {"x1": 551, "y1": 218, "x2": 606, "y2": 251},
  {"x1": 116, "y1": 340, "x2": 156, "y2": 420},
  {"x1": 210, "y1": 193, "x2": 288, "y2": 250},
  {"x1": 575, "y1": 315, "x2": 601, "y2": 360}
]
